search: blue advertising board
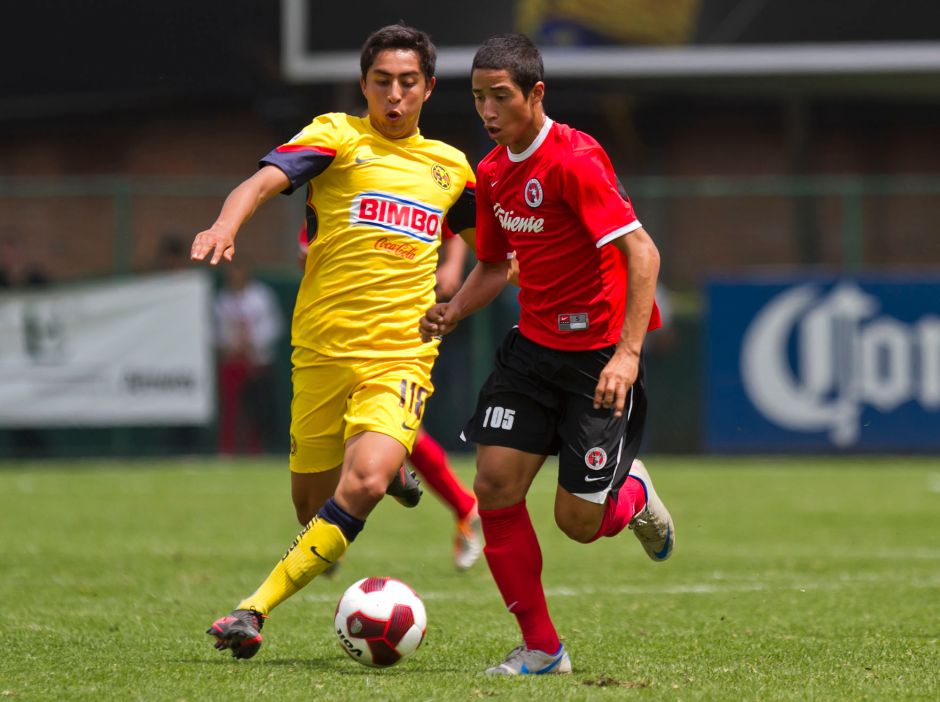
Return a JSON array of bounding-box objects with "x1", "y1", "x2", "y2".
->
[{"x1": 706, "y1": 275, "x2": 940, "y2": 452}]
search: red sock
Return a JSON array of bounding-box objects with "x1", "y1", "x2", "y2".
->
[
  {"x1": 408, "y1": 433, "x2": 476, "y2": 520},
  {"x1": 589, "y1": 475, "x2": 648, "y2": 542},
  {"x1": 480, "y1": 501, "x2": 560, "y2": 654}
]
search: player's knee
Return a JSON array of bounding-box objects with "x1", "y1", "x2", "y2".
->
[
  {"x1": 353, "y1": 479, "x2": 387, "y2": 506},
  {"x1": 344, "y1": 468, "x2": 389, "y2": 506},
  {"x1": 473, "y1": 471, "x2": 520, "y2": 508},
  {"x1": 472, "y1": 472, "x2": 498, "y2": 503},
  {"x1": 556, "y1": 518, "x2": 596, "y2": 543},
  {"x1": 554, "y1": 509, "x2": 599, "y2": 543}
]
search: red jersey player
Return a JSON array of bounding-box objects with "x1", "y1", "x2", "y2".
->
[{"x1": 420, "y1": 33, "x2": 675, "y2": 675}]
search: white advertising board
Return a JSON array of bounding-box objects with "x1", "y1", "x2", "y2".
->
[{"x1": 0, "y1": 271, "x2": 214, "y2": 426}]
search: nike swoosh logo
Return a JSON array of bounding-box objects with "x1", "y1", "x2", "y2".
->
[
  {"x1": 355, "y1": 156, "x2": 381, "y2": 164},
  {"x1": 400, "y1": 422, "x2": 418, "y2": 432},
  {"x1": 584, "y1": 475, "x2": 609, "y2": 482},
  {"x1": 653, "y1": 525, "x2": 672, "y2": 560},
  {"x1": 310, "y1": 545, "x2": 334, "y2": 564},
  {"x1": 489, "y1": 180, "x2": 498, "y2": 187},
  {"x1": 506, "y1": 600, "x2": 518, "y2": 612}
]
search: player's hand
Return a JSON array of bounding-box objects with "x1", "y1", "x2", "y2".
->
[
  {"x1": 191, "y1": 226, "x2": 236, "y2": 265},
  {"x1": 594, "y1": 349, "x2": 640, "y2": 417},
  {"x1": 420, "y1": 303, "x2": 458, "y2": 342},
  {"x1": 507, "y1": 251, "x2": 520, "y2": 286}
]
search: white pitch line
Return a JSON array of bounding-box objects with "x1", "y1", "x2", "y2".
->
[
  {"x1": 300, "y1": 573, "x2": 940, "y2": 604},
  {"x1": 697, "y1": 546, "x2": 940, "y2": 560}
]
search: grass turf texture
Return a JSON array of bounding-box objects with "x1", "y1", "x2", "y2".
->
[{"x1": 1, "y1": 456, "x2": 938, "y2": 701}]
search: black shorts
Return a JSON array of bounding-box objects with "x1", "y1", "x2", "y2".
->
[{"x1": 462, "y1": 328, "x2": 647, "y2": 501}]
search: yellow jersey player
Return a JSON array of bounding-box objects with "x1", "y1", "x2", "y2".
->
[
  {"x1": 192, "y1": 24, "x2": 475, "y2": 659},
  {"x1": 297, "y1": 223, "x2": 483, "y2": 571}
]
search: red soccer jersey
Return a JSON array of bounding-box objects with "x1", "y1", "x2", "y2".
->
[{"x1": 475, "y1": 118, "x2": 661, "y2": 351}]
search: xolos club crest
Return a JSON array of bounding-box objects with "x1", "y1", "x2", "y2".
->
[
  {"x1": 584, "y1": 447, "x2": 607, "y2": 470},
  {"x1": 524, "y1": 178, "x2": 543, "y2": 207}
]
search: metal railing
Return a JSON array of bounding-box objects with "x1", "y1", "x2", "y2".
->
[{"x1": 4, "y1": 173, "x2": 939, "y2": 274}]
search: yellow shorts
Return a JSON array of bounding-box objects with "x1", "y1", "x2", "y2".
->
[{"x1": 289, "y1": 348, "x2": 435, "y2": 474}]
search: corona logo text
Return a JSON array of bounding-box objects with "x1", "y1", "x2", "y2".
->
[{"x1": 741, "y1": 282, "x2": 940, "y2": 446}]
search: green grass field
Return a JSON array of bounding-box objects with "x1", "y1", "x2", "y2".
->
[{"x1": 2, "y1": 456, "x2": 938, "y2": 701}]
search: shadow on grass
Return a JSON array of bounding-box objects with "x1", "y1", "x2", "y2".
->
[{"x1": 174, "y1": 657, "x2": 465, "y2": 674}]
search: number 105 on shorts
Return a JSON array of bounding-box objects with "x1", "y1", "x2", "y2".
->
[{"x1": 482, "y1": 406, "x2": 515, "y2": 430}]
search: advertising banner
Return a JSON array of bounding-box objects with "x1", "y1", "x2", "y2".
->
[
  {"x1": 0, "y1": 271, "x2": 214, "y2": 426},
  {"x1": 706, "y1": 275, "x2": 940, "y2": 451}
]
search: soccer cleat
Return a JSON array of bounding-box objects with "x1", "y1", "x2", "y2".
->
[
  {"x1": 207, "y1": 609, "x2": 265, "y2": 659},
  {"x1": 453, "y1": 506, "x2": 482, "y2": 570},
  {"x1": 485, "y1": 643, "x2": 572, "y2": 675},
  {"x1": 626, "y1": 459, "x2": 675, "y2": 561},
  {"x1": 386, "y1": 465, "x2": 423, "y2": 508}
]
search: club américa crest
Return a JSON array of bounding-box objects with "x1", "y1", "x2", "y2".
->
[
  {"x1": 431, "y1": 163, "x2": 451, "y2": 190},
  {"x1": 584, "y1": 447, "x2": 607, "y2": 470}
]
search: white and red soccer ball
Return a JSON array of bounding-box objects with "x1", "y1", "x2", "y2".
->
[{"x1": 334, "y1": 577, "x2": 427, "y2": 667}]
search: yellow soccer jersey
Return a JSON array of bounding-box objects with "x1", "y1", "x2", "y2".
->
[{"x1": 261, "y1": 113, "x2": 475, "y2": 358}]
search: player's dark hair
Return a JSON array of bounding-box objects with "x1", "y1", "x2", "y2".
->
[
  {"x1": 472, "y1": 33, "x2": 544, "y2": 97},
  {"x1": 361, "y1": 24, "x2": 436, "y2": 83}
]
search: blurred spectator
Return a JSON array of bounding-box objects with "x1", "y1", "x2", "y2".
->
[
  {"x1": 214, "y1": 262, "x2": 284, "y2": 455},
  {"x1": 0, "y1": 238, "x2": 49, "y2": 289},
  {"x1": 645, "y1": 282, "x2": 677, "y2": 355},
  {"x1": 152, "y1": 234, "x2": 190, "y2": 272},
  {"x1": 0, "y1": 238, "x2": 51, "y2": 457}
]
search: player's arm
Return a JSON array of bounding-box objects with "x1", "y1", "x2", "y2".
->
[
  {"x1": 456, "y1": 227, "x2": 475, "y2": 251},
  {"x1": 420, "y1": 257, "x2": 510, "y2": 341},
  {"x1": 435, "y1": 233, "x2": 471, "y2": 300},
  {"x1": 191, "y1": 165, "x2": 290, "y2": 265},
  {"x1": 594, "y1": 227, "x2": 660, "y2": 417}
]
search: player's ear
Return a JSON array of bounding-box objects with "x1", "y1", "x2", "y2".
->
[
  {"x1": 360, "y1": 75, "x2": 368, "y2": 98},
  {"x1": 530, "y1": 81, "x2": 545, "y2": 107},
  {"x1": 423, "y1": 75, "x2": 436, "y2": 102}
]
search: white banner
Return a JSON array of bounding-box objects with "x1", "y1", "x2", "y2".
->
[{"x1": 0, "y1": 271, "x2": 214, "y2": 426}]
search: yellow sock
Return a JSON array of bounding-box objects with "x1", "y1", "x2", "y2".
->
[{"x1": 237, "y1": 515, "x2": 349, "y2": 615}]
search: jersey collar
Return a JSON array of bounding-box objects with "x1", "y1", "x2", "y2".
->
[{"x1": 507, "y1": 117, "x2": 553, "y2": 163}]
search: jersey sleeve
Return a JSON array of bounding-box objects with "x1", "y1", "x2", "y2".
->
[
  {"x1": 259, "y1": 113, "x2": 348, "y2": 195},
  {"x1": 563, "y1": 145, "x2": 642, "y2": 248},
  {"x1": 473, "y1": 167, "x2": 512, "y2": 263},
  {"x1": 441, "y1": 180, "x2": 475, "y2": 240}
]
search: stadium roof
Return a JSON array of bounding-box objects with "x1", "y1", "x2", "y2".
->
[{"x1": 284, "y1": 39, "x2": 940, "y2": 81}]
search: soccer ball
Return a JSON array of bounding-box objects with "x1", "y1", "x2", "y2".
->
[{"x1": 334, "y1": 576, "x2": 427, "y2": 667}]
